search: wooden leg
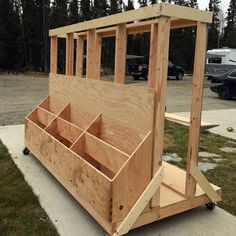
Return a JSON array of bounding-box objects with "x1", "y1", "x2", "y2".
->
[
  {"x1": 86, "y1": 29, "x2": 96, "y2": 79},
  {"x1": 66, "y1": 33, "x2": 74, "y2": 76},
  {"x1": 76, "y1": 35, "x2": 84, "y2": 78},
  {"x1": 50, "y1": 36, "x2": 58, "y2": 74},
  {"x1": 185, "y1": 22, "x2": 208, "y2": 198}
]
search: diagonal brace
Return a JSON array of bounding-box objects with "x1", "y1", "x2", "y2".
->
[
  {"x1": 113, "y1": 166, "x2": 164, "y2": 236},
  {"x1": 190, "y1": 163, "x2": 221, "y2": 203}
]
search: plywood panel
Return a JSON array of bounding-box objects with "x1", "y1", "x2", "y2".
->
[
  {"x1": 112, "y1": 132, "x2": 152, "y2": 223},
  {"x1": 49, "y1": 73, "x2": 154, "y2": 155},
  {"x1": 25, "y1": 119, "x2": 112, "y2": 225}
]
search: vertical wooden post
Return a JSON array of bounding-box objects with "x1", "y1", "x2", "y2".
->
[
  {"x1": 185, "y1": 22, "x2": 208, "y2": 198},
  {"x1": 86, "y1": 29, "x2": 96, "y2": 79},
  {"x1": 151, "y1": 16, "x2": 171, "y2": 207},
  {"x1": 66, "y1": 33, "x2": 74, "y2": 76},
  {"x1": 114, "y1": 23, "x2": 127, "y2": 84},
  {"x1": 50, "y1": 36, "x2": 58, "y2": 74},
  {"x1": 148, "y1": 23, "x2": 158, "y2": 88},
  {"x1": 94, "y1": 33, "x2": 102, "y2": 80},
  {"x1": 76, "y1": 35, "x2": 84, "y2": 78}
]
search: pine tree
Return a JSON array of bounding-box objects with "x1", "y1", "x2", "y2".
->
[
  {"x1": 0, "y1": 0, "x2": 21, "y2": 70},
  {"x1": 223, "y1": 0, "x2": 236, "y2": 48},
  {"x1": 92, "y1": 0, "x2": 109, "y2": 19},
  {"x1": 125, "y1": 0, "x2": 135, "y2": 11},
  {"x1": 81, "y1": 0, "x2": 92, "y2": 21},
  {"x1": 109, "y1": 0, "x2": 123, "y2": 14},
  {"x1": 138, "y1": 0, "x2": 148, "y2": 7},
  {"x1": 149, "y1": 0, "x2": 157, "y2": 4},
  {"x1": 69, "y1": 0, "x2": 80, "y2": 24},
  {"x1": 208, "y1": 0, "x2": 221, "y2": 49}
]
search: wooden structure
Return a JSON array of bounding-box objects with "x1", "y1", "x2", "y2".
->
[{"x1": 25, "y1": 3, "x2": 221, "y2": 236}]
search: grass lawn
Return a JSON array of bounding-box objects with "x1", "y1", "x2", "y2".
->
[
  {"x1": 164, "y1": 121, "x2": 236, "y2": 216},
  {"x1": 0, "y1": 140, "x2": 58, "y2": 236}
]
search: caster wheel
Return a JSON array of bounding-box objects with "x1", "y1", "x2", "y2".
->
[
  {"x1": 23, "y1": 147, "x2": 30, "y2": 155},
  {"x1": 205, "y1": 202, "x2": 216, "y2": 210}
]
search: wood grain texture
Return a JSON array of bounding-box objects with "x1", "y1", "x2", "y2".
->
[
  {"x1": 49, "y1": 73, "x2": 154, "y2": 155},
  {"x1": 86, "y1": 29, "x2": 96, "y2": 80},
  {"x1": 151, "y1": 16, "x2": 171, "y2": 207},
  {"x1": 148, "y1": 23, "x2": 158, "y2": 88},
  {"x1": 114, "y1": 23, "x2": 127, "y2": 84},
  {"x1": 94, "y1": 33, "x2": 102, "y2": 80},
  {"x1": 185, "y1": 22, "x2": 208, "y2": 197},
  {"x1": 112, "y1": 132, "x2": 152, "y2": 223},
  {"x1": 25, "y1": 119, "x2": 112, "y2": 227},
  {"x1": 76, "y1": 35, "x2": 84, "y2": 78},
  {"x1": 50, "y1": 36, "x2": 58, "y2": 73},
  {"x1": 66, "y1": 33, "x2": 74, "y2": 76}
]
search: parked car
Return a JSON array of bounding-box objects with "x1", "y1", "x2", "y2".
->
[
  {"x1": 128, "y1": 61, "x2": 184, "y2": 80},
  {"x1": 210, "y1": 69, "x2": 236, "y2": 100}
]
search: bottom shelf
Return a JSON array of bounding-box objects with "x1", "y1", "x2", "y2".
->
[{"x1": 123, "y1": 161, "x2": 221, "y2": 232}]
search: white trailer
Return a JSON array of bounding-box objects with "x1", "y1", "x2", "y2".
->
[{"x1": 206, "y1": 48, "x2": 236, "y2": 78}]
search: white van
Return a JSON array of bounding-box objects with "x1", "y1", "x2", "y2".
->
[{"x1": 205, "y1": 48, "x2": 236, "y2": 79}]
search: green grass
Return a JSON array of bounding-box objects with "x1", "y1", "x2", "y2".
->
[
  {"x1": 164, "y1": 121, "x2": 236, "y2": 216},
  {"x1": 0, "y1": 140, "x2": 58, "y2": 236}
]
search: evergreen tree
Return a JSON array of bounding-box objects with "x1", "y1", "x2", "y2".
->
[
  {"x1": 109, "y1": 0, "x2": 123, "y2": 14},
  {"x1": 81, "y1": 0, "x2": 92, "y2": 21},
  {"x1": 150, "y1": 0, "x2": 157, "y2": 4},
  {"x1": 125, "y1": 0, "x2": 135, "y2": 11},
  {"x1": 223, "y1": 0, "x2": 236, "y2": 48},
  {"x1": 208, "y1": 0, "x2": 221, "y2": 49},
  {"x1": 138, "y1": 0, "x2": 148, "y2": 7},
  {"x1": 92, "y1": 0, "x2": 109, "y2": 19},
  {"x1": 69, "y1": 0, "x2": 80, "y2": 24},
  {"x1": 0, "y1": 0, "x2": 21, "y2": 70}
]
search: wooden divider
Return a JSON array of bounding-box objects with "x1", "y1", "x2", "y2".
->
[{"x1": 94, "y1": 33, "x2": 102, "y2": 80}]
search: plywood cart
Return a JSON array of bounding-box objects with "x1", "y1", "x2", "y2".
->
[{"x1": 24, "y1": 3, "x2": 221, "y2": 235}]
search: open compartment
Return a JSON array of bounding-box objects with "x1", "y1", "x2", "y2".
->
[
  {"x1": 39, "y1": 96, "x2": 68, "y2": 115},
  {"x1": 45, "y1": 117, "x2": 83, "y2": 148},
  {"x1": 27, "y1": 107, "x2": 56, "y2": 129},
  {"x1": 86, "y1": 114, "x2": 144, "y2": 156},
  {"x1": 71, "y1": 132, "x2": 129, "y2": 179},
  {"x1": 58, "y1": 103, "x2": 101, "y2": 131}
]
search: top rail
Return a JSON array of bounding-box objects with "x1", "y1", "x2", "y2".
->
[{"x1": 49, "y1": 3, "x2": 212, "y2": 36}]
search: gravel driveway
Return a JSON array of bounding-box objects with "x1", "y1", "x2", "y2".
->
[{"x1": 0, "y1": 74, "x2": 235, "y2": 126}]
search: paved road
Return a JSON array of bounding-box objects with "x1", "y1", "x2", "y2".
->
[{"x1": 0, "y1": 74, "x2": 235, "y2": 125}]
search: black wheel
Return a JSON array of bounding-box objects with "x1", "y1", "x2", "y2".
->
[
  {"x1": 176, "y1": 72, "x2": 183, "y2": 80},
  {"x1": 218, "y1": 85, "x2": 231, "y2": 100},
  {"x1": 205, "y1": 202, "x2": 216, "y2": 210},
  {"x1": 133, "y1": 75, "x2": 140, "y2": 80},
  {"x1": 23, "y1": 147, "x2": 30, "y2": 155}
]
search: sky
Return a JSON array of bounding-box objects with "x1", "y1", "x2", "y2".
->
[{"x1": 126, "y1": 0, "x2": 230, "y2": 13}]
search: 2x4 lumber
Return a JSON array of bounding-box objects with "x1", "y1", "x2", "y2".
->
[
  {"x1": 113, "y1": 166, "x2": 164, "y2": 236},
  {"x1": 50, "y1": 36, "x2": 58, "y2": 73},
  {"x1": 76, "y1": 19, "x2": 196, "y2": 39},
  {"x1": 185, "y1": 22, "x2": 208, "y2": 198},
  {"x1": 86, "y1": 29, "x2": 96, "y2": 79},
  {"x1": 190, "y1": 163, "x2": 221, "y2": 202},
  {"x1": 66, "y1": 33, "x2": 74, "y2": 76},
  {"x1": 150, "y1": 16, "x2": 171, "y2": 207},
  {"x1": 76, "y1": 35, "x2": 84, "y2": 78},
  {"x1": 165, "y1": 113, "x2": 219, "y2": 130},
  {"x1": 49, "y1": 3, "x2": 212, "y2": 36},
  {"x1": 94, "y1": 33, "x2": 102, "y2": 80},
  {"x1": 114, "y1": 23, "x2": 127, "y2": 84},
  {"x1": 148, "y1": 23, "x2": 158, "y2": 88}
]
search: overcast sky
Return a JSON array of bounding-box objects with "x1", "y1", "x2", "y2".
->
[{"x1": 126, "y1": 0, "x2": 230, "y2": 13}]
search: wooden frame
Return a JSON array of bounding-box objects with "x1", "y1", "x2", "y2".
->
[{"x1": 25, "y1": 3, "x2": 221, "y2": 236}]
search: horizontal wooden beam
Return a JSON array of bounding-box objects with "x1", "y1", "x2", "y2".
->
[{"x1": 49, "y1": 3, "x2": 212, "y2": 36}]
